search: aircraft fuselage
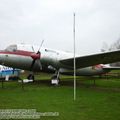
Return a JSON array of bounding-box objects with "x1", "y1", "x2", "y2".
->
[{"x1": 0, "y1": 44, "x2": 111, "y2": 76}]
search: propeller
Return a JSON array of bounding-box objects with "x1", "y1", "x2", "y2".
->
[{"x1": 30, "y1": 40, "x2": 44, "y2": 71}]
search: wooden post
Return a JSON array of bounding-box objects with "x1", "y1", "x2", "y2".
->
[
  {"x1": 21, "y1": 79, "x2": 24, "y2": 90},
  {"x1": 93, "y1": 79, "x2": 96, "y2": 86},
  {"x1": 1, "y1": 79, "x2": 4, "y2": 88}
]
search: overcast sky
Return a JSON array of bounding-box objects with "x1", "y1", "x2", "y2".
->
[{"x1": 0, "y1": 0, "x2": 120, "y2": 55}]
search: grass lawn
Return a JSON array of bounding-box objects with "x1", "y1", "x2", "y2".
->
[{"x1": 0, "y1": 73, "x2": 120, "y2": 120}]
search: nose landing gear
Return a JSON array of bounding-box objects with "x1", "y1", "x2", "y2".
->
[{"x1": 26, "y1": 73, "x2": 35, "y2": 83}]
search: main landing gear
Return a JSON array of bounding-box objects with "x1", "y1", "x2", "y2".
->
[{"x1": 51, "y1": 71, "x2": 60, "y2": 85}]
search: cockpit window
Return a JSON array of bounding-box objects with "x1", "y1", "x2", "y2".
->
[{"x1": 5, "y1": 45, "x2": 17, "y2": 52}]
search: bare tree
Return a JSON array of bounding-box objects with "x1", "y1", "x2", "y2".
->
[
  {"x1": 101, "y1": 38, "x2": 120, "y2": 66},
  {"x1": 108, "y1": 38, "x2": 120, "y2": 66},
  {"x1": 101, "y1": 42, "x2": 109, "y2": 52},
  {"x1": 109, "y1": 38, "x2": 120, "y2": 51}
]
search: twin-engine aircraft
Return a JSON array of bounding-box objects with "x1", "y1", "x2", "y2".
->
[{"x1": 0, "y1": 43, "x2": 120, "y2": 80}]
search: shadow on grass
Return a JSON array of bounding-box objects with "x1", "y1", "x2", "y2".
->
[{"x1": 0, "y1": 76, "x2": 120, "y2": 93}]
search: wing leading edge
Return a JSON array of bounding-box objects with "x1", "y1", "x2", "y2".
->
[{"x1": 60, "y1": 50, "x2": 120, "y2": 69}]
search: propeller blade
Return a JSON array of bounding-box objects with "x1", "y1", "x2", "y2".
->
[
  {"x1": 30, "y1": 59, "x2": 36, "y2": 71},
  {"x1": 37, "y1": 40, "x2": 44, "y2": 52},
  {"x1": 32, "y1": 46, "x2": 35, "y2": 53},
  {"x1": 37, "y1": 59, "x2": 42, "y2": 70},
  {"x1": 30, "y1": 59, "x2": 42, "y2": 71}
]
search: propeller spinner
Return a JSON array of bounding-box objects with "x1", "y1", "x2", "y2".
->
[
  {"x1": 30, "y1": 49, "x2": 42, "y2": 71},
  {"x1": 30, "y1": 40, "x2": 44, "y2": 71}
]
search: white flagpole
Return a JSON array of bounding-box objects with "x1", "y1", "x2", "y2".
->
[{"x1": 73, "y1": 13, "x2": 76, "y2": 101}]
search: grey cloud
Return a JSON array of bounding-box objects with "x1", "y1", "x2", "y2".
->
[{"x1": 0, "y1": 0, "x2": 120, "y2": 55}]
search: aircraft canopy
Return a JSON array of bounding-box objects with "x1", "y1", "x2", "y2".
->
[{"x1": 5, "y1": 45, "x2": 17, "y2": 52}]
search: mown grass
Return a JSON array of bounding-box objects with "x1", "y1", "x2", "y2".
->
[{"x1": 0, "y1": 72, "x2": 120, "y2": 120}]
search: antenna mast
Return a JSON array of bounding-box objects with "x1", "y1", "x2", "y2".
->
[{"x1": 73, "y1": 13, "x2": 76, "y2": 101}]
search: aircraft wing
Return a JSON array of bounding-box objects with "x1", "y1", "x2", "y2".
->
[
  {"x1": 60, "y1": 50, "x2": 120, "y2": 69},
  {"x1": 103, "y1": 66, "x2": 120, "y2": 70}
]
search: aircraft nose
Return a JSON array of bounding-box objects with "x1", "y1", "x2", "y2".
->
[{"x1": 0, "y1": 53, "x2": 4, "y2": 64}]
